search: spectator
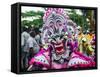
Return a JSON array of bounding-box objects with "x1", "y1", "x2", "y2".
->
[
  {"x1": 21, "y1": 26, "x2": 30, "y2": 70},
  {"x1": 35, "y1": 28, "x2": 42, "y2": 46},
  {"x1": 26, "y1": 31, "x2": 40, "y2": 60}
]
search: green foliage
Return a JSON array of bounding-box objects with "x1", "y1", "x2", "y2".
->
[
  {"x1": 21, "y1": 11, "x2": 44, "y2": 18},
  {"x1": 68, "y1": 9, "x2": 89, "y2": 30},
  {"x1": 21, "y1": 10, "x2": 44, "y2": 28}
]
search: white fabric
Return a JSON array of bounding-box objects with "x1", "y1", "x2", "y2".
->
[
  {"x1": 34, "y1": 54, "x2": 49, "y2": 65},
  {"x1": 21, "y1": 31, "x2": 30, "y2": 46},
  {"x1": 68, "y1": 58, "x2": 88, "y2": 66},
  {"x1": 35, "y1": 34, "x2": 41, "y2": 45},
  {"x1": 26, "y1": 36, "x2": 40, "y2": 53},
  {"x1": 21, "y1": 31, "x2": 30, "y2": 52}
]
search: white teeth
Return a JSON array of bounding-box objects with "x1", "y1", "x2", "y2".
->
[{"x1": 54, "y1": 43, "x2": 63, "y2": 48}]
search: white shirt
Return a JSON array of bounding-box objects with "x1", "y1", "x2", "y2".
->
[
  {"x1": 26, "y1": 36, "x2": 40, "y2": 53},
  {"x1": 21, "y1": 31, "x2": 30, "y2": 46},
  {"x1": 21, "y1": 31, "x2": 30, "y2": 52},
  {"x1": 35, "y1": 34, "x2": 41, "y2": 45}
]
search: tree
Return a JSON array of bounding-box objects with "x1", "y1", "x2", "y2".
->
[
  {"x1": 67, "y1": 9, "x2": 93, "y2": 31},
  {"x1": 21, "y1": 10, "x2": 44, "y2": 28}
]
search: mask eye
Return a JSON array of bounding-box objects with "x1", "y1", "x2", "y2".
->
[
  {"x1": 60, "y1": 34, "x2": 64, "y2": 39},
  {"x1": 51, "y1": 36, "x2": 56, "y2": 41}
]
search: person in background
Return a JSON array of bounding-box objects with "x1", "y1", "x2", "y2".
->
[
  {"x1": 26, "y1": 31, "x2": 40, "y2": 61},
  {"x1": 21, "y1": 26, "x2": 30, "y2": 70},
  {"x1": 34, "y1": 28, "x2": 42, "y2": 46}
]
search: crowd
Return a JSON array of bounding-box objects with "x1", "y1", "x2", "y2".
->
[{"x1": 21, "y1": 26, "x2": 42, "y2": 70}]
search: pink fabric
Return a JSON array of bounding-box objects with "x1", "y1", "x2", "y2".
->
[
  {"x1": 68, "y1": 62, "x2": 95, "y2": 68},
  {"x1": 71, "y1": 51, "x2": 92, "y2": 61},
  {"x1": 29, "y1": 48, "x2": 50, "y2": 68},
  {"x1": 68, "y1": 51, "x2": 95, "y2": 68},
  {"x1": 29, "y1": 58, "x2": 50, "y2": 68},
  {"x1": 52, "y1": 62, "x2": 67, "y2": 69}
]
